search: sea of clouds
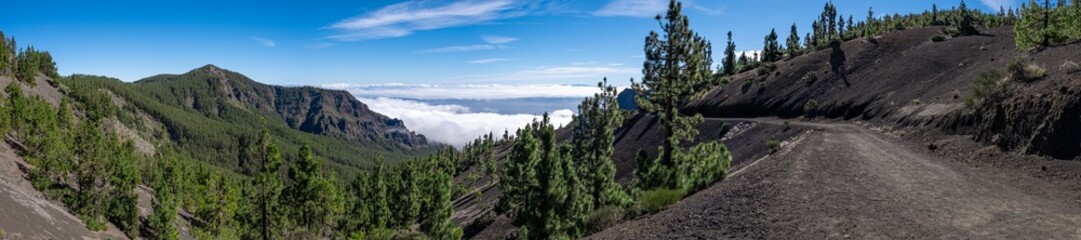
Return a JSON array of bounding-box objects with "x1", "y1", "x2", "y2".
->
[{"x1": 324, "y1": 84, "x2": 606, "y2": 147}]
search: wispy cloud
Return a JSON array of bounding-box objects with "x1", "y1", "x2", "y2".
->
[
  {"x1": 482, "y1": 35, "x2": 518, "y2": 44},
  {"x1": 416, "y1": 34, "x2": 517, "y2": 53},
  {"x1": 593, "y1": 0, "x2": 666, "y2": 17},
  {"x1": 249, "y1": 37, "x2": 276, "y2": 47},
  {"x1": 467, "y1": 58, "x2": 512, "y2": 64},
  {"x1": 594, "y1": 0, "x2": 726, "y2": 18},
  {"x1": 360, "y1": 97, "x2": 574, "y2": 147},
  {"x1": 449, "y1": 65, "x2": 638, "y2": 83},
  {"x1": 417, "y1": 44, "x2": 506, "y2": 53},
  {"x1": 980, "y1": 0, "x2": 1014, "y2": 10},
  {"x1": 327, "y1": 0, "x2": 533, "y2": 41},
  {"x1": 692, "y1": 4, "x2": 726, "y2": 16},
  {"x1": 322, "y1": 83, "x2": 609, "y2": 100}
]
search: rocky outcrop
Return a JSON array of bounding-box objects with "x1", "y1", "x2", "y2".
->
[{"x1": 946, "y1": 46, "x2": 1081, "y2": 159}]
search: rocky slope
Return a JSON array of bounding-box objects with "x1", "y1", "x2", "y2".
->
[{"x1": 687, "y1": 26, "x2": 1081, "y2": 160}]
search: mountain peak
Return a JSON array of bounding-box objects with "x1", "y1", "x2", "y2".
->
[{"x1": 198, "y1": 64, "x2": 220, "y2": 70}]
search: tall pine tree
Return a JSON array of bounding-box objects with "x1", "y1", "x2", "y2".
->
[{"x1": 632, "y1": 0, "x2": 715, "y2": 189}]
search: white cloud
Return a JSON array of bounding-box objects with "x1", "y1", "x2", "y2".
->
[
  {"x1": 417, "y1": 35, "x2": 517, "y2": 54},
  {"x1": 323, "y1": 83, "x2": 610, "y2": 100},
  {"x1": 467, "y1": 58, "x2": 512, "y2": 64},
  {"x1": 417, "y1": 44, "x2": 506, "y2": 53},
  {"x1": 692, "y1": 4, "x2": 726, "y2": 16},
  {"x1": 360, "y1": 97, "x2": 574, "y2": 146},
  {"x1": 980, "y1": 0, "x2": 1014, "y2": 10},
  {"x1": 736, "y1": 50, "x2": 762, "y2": 61},
  {"x1": 249, "y1": 37, "x2": 276, "y2": 47},
  {"x1": 448, "y1": 65, "x2": 638, "y2": 83},
  {"x1": 327, "y1": 0, "x2": 532, "y2": 41},
  {"x1": 594, "y1": 0, "x2": 667, "y2": 17},
  {"x1": 482, "y1": 35, "x2": 518, "y2": 44}
]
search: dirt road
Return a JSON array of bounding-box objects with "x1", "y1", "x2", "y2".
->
[{"x1": 590, "y1": 119, "x2": 1081, "y2": 239}]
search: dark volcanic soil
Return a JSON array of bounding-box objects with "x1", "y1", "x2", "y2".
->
[{"x1": 589, "y1": 119, "x2": 1081, "y2": 239}]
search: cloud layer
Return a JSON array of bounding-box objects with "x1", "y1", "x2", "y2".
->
[
  {"x1": 324, "y1": 83, "x2": 610, "y2": 100},
  {"x1": 360, "y1": 97, "x2": 574, "y2": 146}
]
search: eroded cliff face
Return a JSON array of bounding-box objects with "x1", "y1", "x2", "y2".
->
[{"x1": 951, "y1": 61, "x2": 1081, "y2": 160}]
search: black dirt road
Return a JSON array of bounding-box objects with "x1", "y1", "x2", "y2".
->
[{"x1": 590, "y1": 119, "x2": 1081, "y2": 239}]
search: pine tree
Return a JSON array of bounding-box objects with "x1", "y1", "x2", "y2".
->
[
  {"x1": 786, "y1": 23, "x2": 802, "y2": 56},
  {"x1": 253, "y1": 129, "x2": 286, "y2": 240},
  {"x1": 369, "y1": 156, "x2": 392, "y2": 231},
  {"x1": 957, "y1": 0, "x2": 980, "y2": 35},
  {"x1": 572, "y1": 78, "x2": 628, "y2": 209},
  {"x1": 286, "y1": 143, "x2": 340, "y2": 237},
  {"x1": 631, "y1": 0, "x2": 714, "y2": 190},
  {"x1": 106, "y1": 139, "x2": 140, "y2": 237},
  {"x1": 762, "y1": 28, "x2": 782, "y2": 62},
  {"x1": 866, "y1": 7, "x2": 876, "y2": 37},
  {"x1": 345, "y1": 171, "x2": 373, "y2": 234},
  {"x1": 150, "y1": 154, "x2": 180, "y2": 240},
  {"x1": 722, "y1": 31, "x2": 737, "y2": 76},
  {"x1": 933, "y1": 4, "x2": 940, "y2": 25},
  {"x1": 421, "y1": 166, "x2": 462, "y2": 240},
  {"x1": 838, "y1": 16, "x2": 847, "y2": 38}
]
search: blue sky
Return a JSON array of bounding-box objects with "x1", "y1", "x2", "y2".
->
[
  {"x1": 1, "y1": 0, "x2": 1017, "y2": 86},
  {"x1": 0, "y1": 0, "x2": 1019, "y2": 146}
]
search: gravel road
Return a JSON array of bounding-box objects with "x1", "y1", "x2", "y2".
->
[{"x1": 590, "y1": 119, "x2": 1081, "y2": 239}]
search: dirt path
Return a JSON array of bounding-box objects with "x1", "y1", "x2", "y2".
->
[{"x1": 590, "y1": 119, "x2": 1081, "y2": 239}]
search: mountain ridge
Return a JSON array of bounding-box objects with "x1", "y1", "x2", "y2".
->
[{"x1": 133, "y1": 64, "x2": 430, "y2": 148}]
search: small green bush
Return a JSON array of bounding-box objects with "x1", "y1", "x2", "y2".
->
[
  {"x1": 966, "y1": 69, "x2": 1003, "y2": 109},
  {"x1": 80, "y1": 215, "x2": 107, "y2": 231},
  {"x1": 803, "y1": 99, "x2": 819, "y2": 113},
  {"x1": 766, "y1": 140, "x2": 781, "y2": 152},
  {"x1": 635, "y1": 188, "x2": 683, "y2": 214},
  {"x1": 930, "y1": 35, "x2": 947, "y2": 42},
  {"x1": 586, "y1": 205, "x2": 626, "y2": 232},
  {"x1": 1008, "y1": 58, "x2": 1045, "y2": 82}
]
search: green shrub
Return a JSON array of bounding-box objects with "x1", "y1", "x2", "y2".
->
[
  {"x1": 635, "y1": 188, "x2": 683, "y2": 214},
  {"x1": 766, "y1": 140, "x2": 781, "y2": 152},
  {"x1": 966, "y1": 69, "x2": 1004, "y2": 109},
  {"x1": 586, "y1": 205, "x2": 625, "y2": 233},
  {"x1": 80, "y1": 215, "x2": 107, "y2": 231},
  {"x1": 803, "y1": 99, "x2": 819, "y2": 113},
  {"x1": 1008, "y1": 58, "x2": 1045, "y2": 82},
  {"x1": 930, "y1": 35, "x2": 947, "y2": 42}
]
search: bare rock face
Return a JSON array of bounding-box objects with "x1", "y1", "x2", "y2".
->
[{"x1": 953, "y1": 74, "x2": 1081, "y2": 160}]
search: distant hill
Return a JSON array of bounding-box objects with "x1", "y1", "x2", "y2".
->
[
  {"x1": 67, "y1": 65, "x2": 439, "y2": 173},
  {"x1": 134, "y1": 65, "x2": 428, "y2": 147},
  {"x1": 616, "y1": 88, "x2": 638, "y2": 110}
]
